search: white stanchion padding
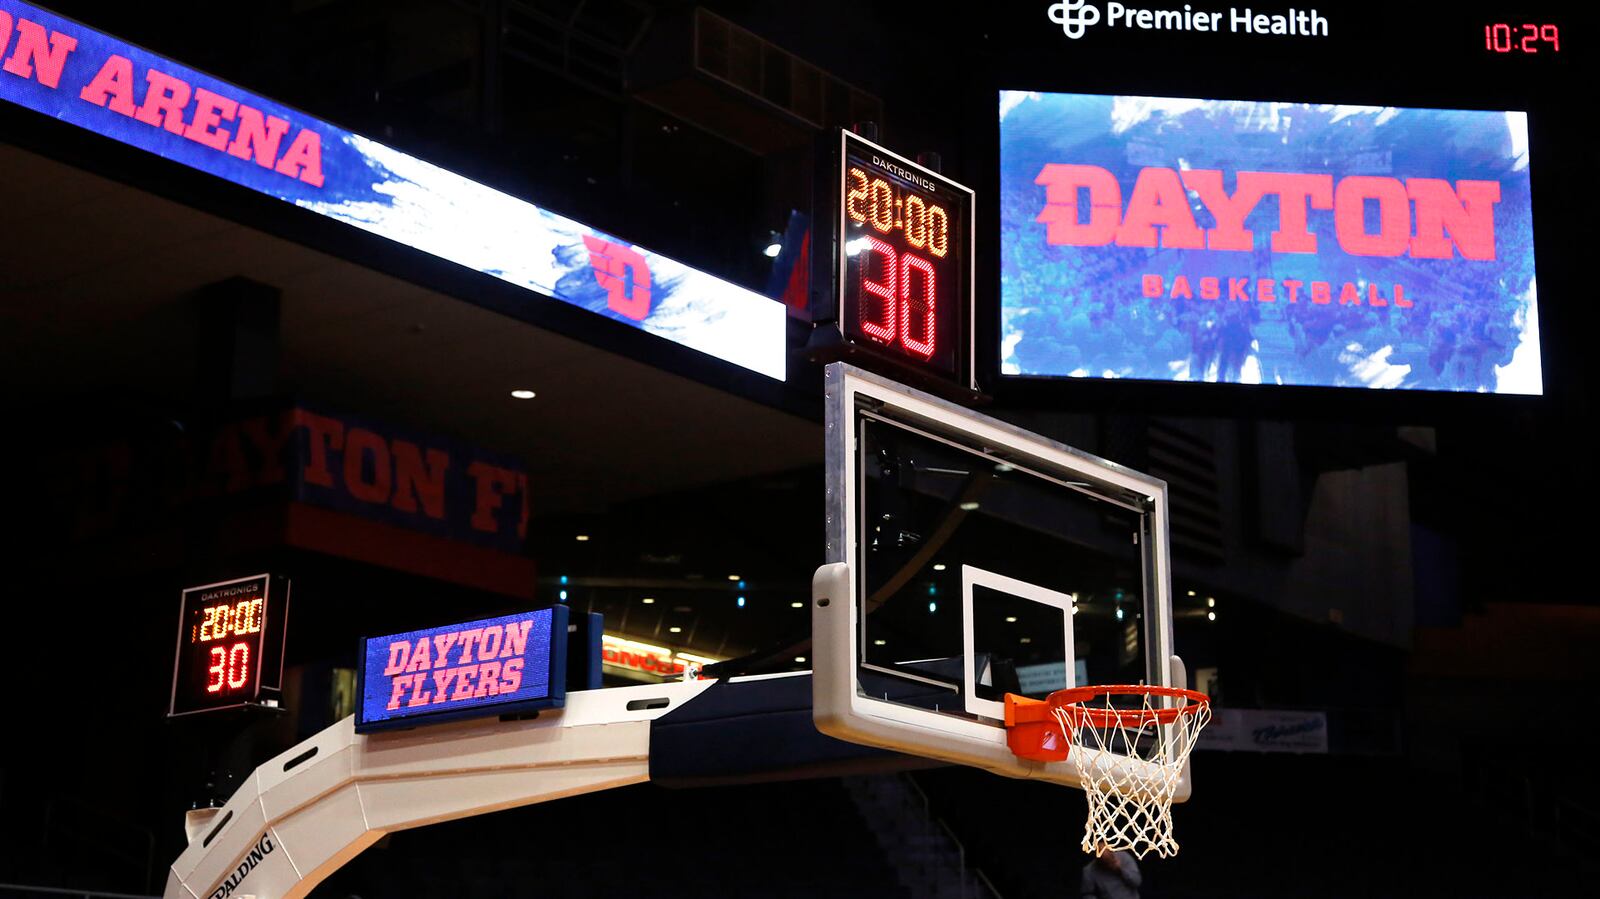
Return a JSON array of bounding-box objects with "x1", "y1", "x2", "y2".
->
[{"x1": 164, "y1": 680, "x2": 714, "y2": 899}]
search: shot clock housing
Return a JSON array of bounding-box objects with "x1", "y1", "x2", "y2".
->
[
  {"x1": 169, "y1": 574, "x2": 290, "y2": 718},
  {"x1": 813, "y1": 128, "x2": 977, "y2": 395}
]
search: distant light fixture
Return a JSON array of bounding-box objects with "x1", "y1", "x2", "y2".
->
[
  {"x1": 1005, "y1": 616, "x2": 1018, "y2": 623},
  {"x1": 641, "y1": 597, "x2": 656, "y2": 604},
  {"x1": 928, "y1": 601, "x2": 938, "y2": 613},
  {"x1": 932, "y1": 563, "x2": 947, "y2": 571},
  {"x1": 995, "y1": 463, "x2": 1014, "y2": 473},
  {"x1": 791, "y1": 601, "x2": 804, "y2": 608},
  {"x1": 927, "y1": 585, "x2": 937, "y2": 596},
  {"x1": 559, "y1": 575, "x2": 569, "y2": 585},
  {"x1": 1020, "y1": 637, "x2": 1033, "y2": 644},
  {"x1": 669, "y1": 626, "x2": 683, "y2": 634},
  {"x1": 1207, "y1": 611, "x2": 1217, "y2": 622},
  {"x1": 959, "y1": 501, "x2": 981, "y2": 511},
  {"x1": 763, "y1": 242, "x2": 782, "y2": 258},
  {"x1": 575, "y1": 535, "x2": 590, "y2": 542},
  {"x1": 1071, "y1": 607, "x2": 1080, "y2": 615},
  {"x1": 794, "y1": 656, "x2": 807, "y2": 664},
  {"x1": 558, "y1": 590, "x2": 568, "y2": 601},
  {"x1": 873, "y1": 639, "x2": 887, "y2": 646},
  {"x1": 728, "y1": 575, "x2": 741, "y2": 581},
  {"x1": 736, "y1": 596, "x2": 746, "y2": 608},
  {"x1": 510, "y1": 389, "x2": 537, "y2": 400},
  {"x1": 1116, "y1": 607, "x2": 1125, "y2": 621},
  {"x1": 738, "y1": 580, "x2": 747, "y2": 590},
  {"x1": 1207, "y1": 597, "x2": 1216, "y2": 608}
]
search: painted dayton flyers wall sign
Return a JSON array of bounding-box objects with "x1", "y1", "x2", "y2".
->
[
  {"x1": 999, "y1": 91, "x2": 1540, "y2": 393},
  {"x1": 0, "y1": 1, "x2": 784, "y2": 380}
]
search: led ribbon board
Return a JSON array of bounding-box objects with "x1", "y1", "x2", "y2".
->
[
  {"x1": 356, "y1": 606, "x2": 567, "y2": 732},
  {"x1": 839, "y1": 131, "x2": 975, "y2": 388},
  {"x1": 170, "y1": 574, "x2": 287, "y2": 717},
  {"x1": 999, "y1": 91, "x2": 1540, "y2": 394},
  {"x1": 0, "y1": 1, "x2": 785, "y2": 380}
]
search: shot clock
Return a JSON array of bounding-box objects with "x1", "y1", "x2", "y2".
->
[
  {"x1": 169, "y1": 574, "x2": 288, "y2": 717},
  {"x1": 836, "y1": 130, "x2": 975, "y2": 389}
]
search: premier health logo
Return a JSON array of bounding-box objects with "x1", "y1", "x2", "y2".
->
[
  {"x1": 1046, "y1": 2, "x2": 1329, "y2": 39},
  {"x1": 1048, "y1": 0, "x2": 1100, "y2": 38}
]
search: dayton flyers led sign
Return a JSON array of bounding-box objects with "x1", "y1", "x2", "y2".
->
[
  {"x1": 356, "y1": 606, "x2": 568, "y2": 732},
  {"x1": 999, "y1": 91, "x2": 1539, "y2": 394},
  {"x1": 0, "y1": 1, "x2": 785, "y2": 380}
]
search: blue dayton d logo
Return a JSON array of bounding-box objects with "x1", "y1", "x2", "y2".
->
[{"x1": 1048, "y1": 0, "x2": 1101, "y2": 38}]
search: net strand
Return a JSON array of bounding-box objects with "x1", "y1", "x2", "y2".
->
[{"x1": 1051, "y1": 690, "x2": 1211, "y2": 859}]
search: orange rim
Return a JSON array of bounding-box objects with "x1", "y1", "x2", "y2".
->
[{"x1": 1046, "y1": 684, "x2": 1210, "y2": 728}]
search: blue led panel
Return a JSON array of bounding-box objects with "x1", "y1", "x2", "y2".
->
[{"x1": 357, "y1": 606, "x2": 567, "y2": 732}]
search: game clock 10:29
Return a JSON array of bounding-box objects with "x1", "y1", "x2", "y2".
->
[{"x1": 838, "y1": 130, "x2": 974, "y2": 389}]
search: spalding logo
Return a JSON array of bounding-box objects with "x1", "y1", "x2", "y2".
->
[{"x1": 208, "y1": 832, "x2": 275, "y2": 899}]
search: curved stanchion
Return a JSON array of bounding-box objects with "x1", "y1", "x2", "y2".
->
[{"x1": 163, "y1": 680, "x2": 715, "y2": 899}]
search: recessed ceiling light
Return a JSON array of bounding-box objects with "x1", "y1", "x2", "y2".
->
[
  {"x1": 727, "y1": 574, "x2": 741, "y2": 581},
  {"x1": 510, "y1": 389, "x2": 537, "y2": 399},
  {"x1": 959, "y1": 502, "x2": 981, "y2": 511},
  {"x1": 641, "y1": 597, "x2": 655, "y2": 604},
  {"x1": 790, "y1": 601, "x2": 804, "y2": 608},
  {"x1": 794, "y1": 656, "x2": 807, "y2": 664},
  {"x1": 873, "y1": 639, "x2": 887, "y2": 646},
  {"x1": 932, "y1": 563, "x2": 947, "y2": 571},
  {"x1": 575, "y1": 535, "x2": 590, "y2": 542},
  {"x1": 1005, "y1": 616, "x2": 1018, "y2": 623},
  {"x1": 1207, "y1": 597, "x2": 1216, "y2": 607},
  {"x1": 1019, "y1": 637, "x2": 1032, "y2": 644},
  {"x1": 669, "y1": 626, "x2": 682, "y2": 633},
  {"x1": 1207, "y1": 612, "x2": 1217, "y2": 622}
]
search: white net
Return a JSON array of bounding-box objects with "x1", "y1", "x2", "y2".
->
[{"x1": 1051, "y1": 688, "x2": 1211, "y2": 859}]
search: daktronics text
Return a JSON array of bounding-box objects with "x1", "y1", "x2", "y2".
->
[{"x1": 1036, "y1": 165, "x2": 1499, "y2": 260}]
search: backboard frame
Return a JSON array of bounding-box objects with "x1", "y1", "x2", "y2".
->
[{"x1": 813, "y1": 362, "x2": 1184, "y2": 791}]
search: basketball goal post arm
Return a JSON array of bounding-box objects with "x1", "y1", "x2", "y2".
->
[{"x1": 163, "y1": 680, "x2": 714, "y2": 899}]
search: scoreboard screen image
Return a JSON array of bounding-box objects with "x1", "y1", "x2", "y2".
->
[{"x1": 998, "y1": 91, "x2": 1540, "y2": 394}]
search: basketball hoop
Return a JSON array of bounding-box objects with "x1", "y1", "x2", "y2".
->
[{"x1": 1006, "y1": 685, "x2": 1210, "y2": 859}]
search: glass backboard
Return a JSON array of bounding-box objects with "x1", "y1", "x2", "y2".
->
[{"x1": 813, "y1": 364, "x2": 1183, "y2": 789}]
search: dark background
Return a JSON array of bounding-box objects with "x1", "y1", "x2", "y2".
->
[{"x1": 1, "y1": 1, "x2": 1595, "y2": 897}]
